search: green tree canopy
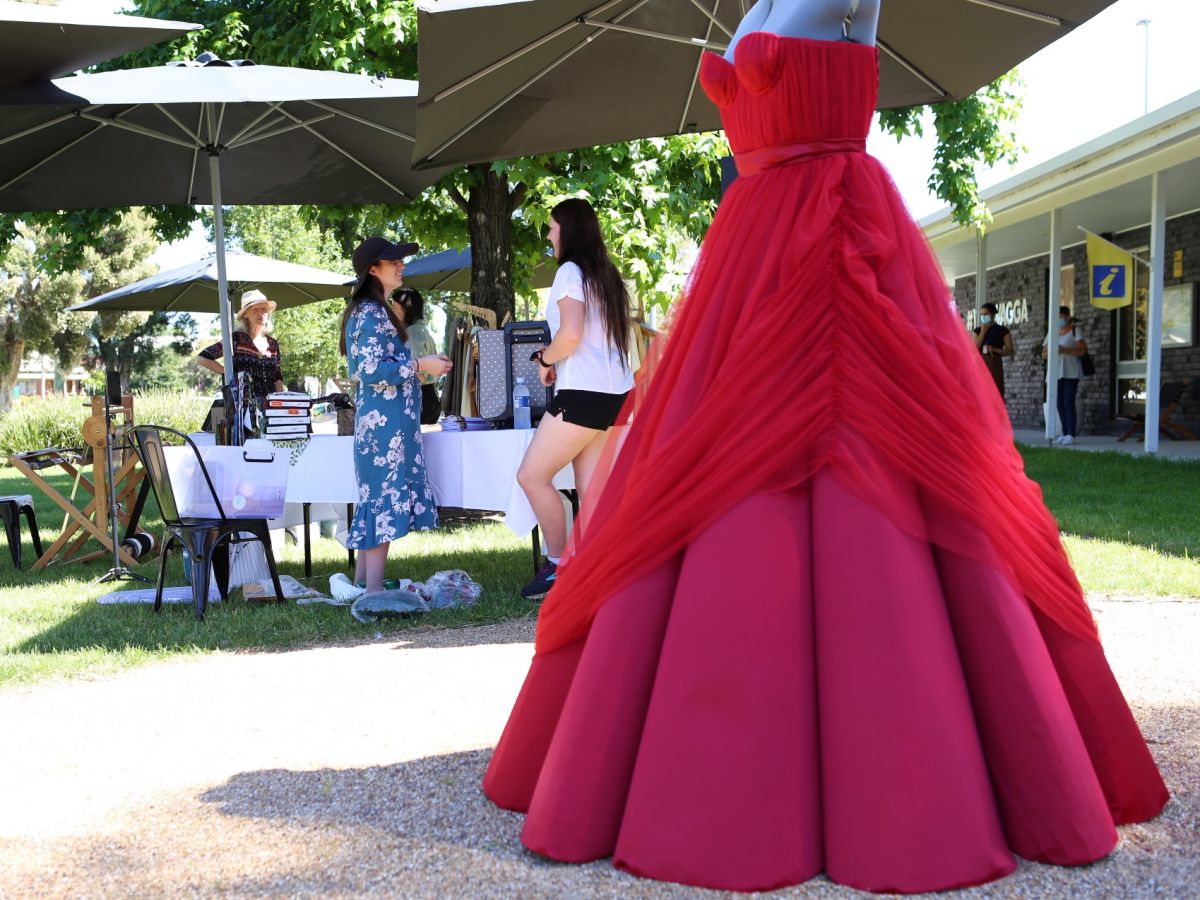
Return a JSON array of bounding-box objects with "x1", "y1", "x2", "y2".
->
[{"x1": 0, "y1": 210, "x2": 170, "y2": 411}]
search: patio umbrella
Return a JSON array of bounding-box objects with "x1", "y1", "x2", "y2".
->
[
  {"x1": 0, "y1": 0, "x2": 199, "y2": 87},
  {"x1": 0, "y1": 54, "x2": 446, "y2": 386},
  {"x1": 413, "y1": 0, "x2": 1119, "y2": 169},
  {"x1": 66, "y1": 251, "x2": 351, "y2": 314},
  {"x1": 403, "y1": 246, "x2": 556, "y2": 292}
]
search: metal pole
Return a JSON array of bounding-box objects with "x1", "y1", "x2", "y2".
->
[
  {"x1": 209, "y1": 151, "x2": 234, "y2": 389},
  {"x1": 1145, "y1": 172, "x2": 1165, "y2": 454},
  {"x1": 974, "y1": 230, "x2": 987, "y2": 318},
  {"x1": 1045, "y1": 209, "x2": 1063, "y2": 442}
]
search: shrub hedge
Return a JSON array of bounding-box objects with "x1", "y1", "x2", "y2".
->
[{"x1": 0, "y1": 392, "x2": 212, "y2": 460}]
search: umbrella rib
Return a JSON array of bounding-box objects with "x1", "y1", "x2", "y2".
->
[
  {"x1": 214, "y1": 104, "x2": 228, "y2": 147},
  {"x1": 427, "y1": 0, "x2": 631, "y2": 105},
  {"x1": 230, "y1": 113, "x2": 337, "y2": 149},
  {"x1": 225, "y1": 103, "x2": 286, "y2": 148},
  {"x1": 305, "y1": 100, "x2": 416, "y2": 143},
  {"x1": 963, "y1": 0, "x2": 1062, "y2": 26},
  {"x1": 288, "y1": 283, "x2": 323, "y2": 303},
  {"x1": 681, "y1": 0, "x2": 735, "y2": 39},
  {"x1": 0, "y1": 110, "x2": 78, "y2": 146},
  {"x1": 272, "y1": 106, "x2": 412, "y2": 202},
  {"x1": 431, "y1": 271, "x2": 457, "y2": 291},
  {"x1": 153, "y1": 104, "x2": 201, "y2": 144},
  {"x1": 76, "y1": 111, "x2": 199, "y2": 150},
  {"x1": 423, "y1": 0, "x2": 657, "y2": 163},
  {"x1": 876, "y1": 39, "x2": 947, "y2": 100},
  {"x1": 0, "y1": 117, "x2": 105, "y2": 194},
  {"x1": 578, "y1": 18, "x2": 727, "y2": 51},
  {"x1": 678, "y1": 0, "x2": 722, "y2": 132}
]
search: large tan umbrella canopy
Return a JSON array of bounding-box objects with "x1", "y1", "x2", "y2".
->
[
  {"x1": 0, "y1": 0, "x2": 199, "y2": 87},
  {"x1": 403, "y1": 246, "x2": 556, "y2": 292},
  {"x1": 0, "y1": 55, "x2": 447, "y2": 388},
  {"x1": 413, "y1": 0, "x2": 1120, "y2": 169},
  {"x1": 66, "y1": 251, "x2": 352, "y2": 314}
]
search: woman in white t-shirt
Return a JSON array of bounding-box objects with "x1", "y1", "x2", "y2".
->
[
  {"x1": 517, "y1": 198, "x2": 634, "y2": 600},
  {"x1": 1041, "y1": 305, "x2": 1087, "y2": 445}
]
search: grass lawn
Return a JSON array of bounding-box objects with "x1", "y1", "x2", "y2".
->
[
  {"x1": 2, "y1": 444, "x2": 1198, "y2": 690},
  {"x1": 0, "y1": 465, "x2": 535, "y2": 691}
]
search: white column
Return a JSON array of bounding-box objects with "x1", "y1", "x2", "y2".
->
[
  {"x1": 1145, "y1": 172, "x2": 1166, "y2": 454},
  {"x1": 1045, "y1": 208, "x2": 1064, "y2": 442},
  {"x1": 975, "y1": 231, "x2": 987, "y2": 318}
]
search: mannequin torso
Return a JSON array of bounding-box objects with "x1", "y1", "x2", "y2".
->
[{"x1": 725, "y1": 0, "x2": 880, "y2": 61}]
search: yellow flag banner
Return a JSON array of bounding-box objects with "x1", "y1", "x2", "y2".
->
[{"x1": 1086, "y1": 231, "x2": 1133, "y2": 310}]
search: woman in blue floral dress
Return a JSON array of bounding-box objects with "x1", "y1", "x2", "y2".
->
[{"x1": 340, "y1": 237, "x2": 453, "y2": 595}]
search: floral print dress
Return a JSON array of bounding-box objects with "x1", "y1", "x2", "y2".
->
[{"x1": 344, "y1": 299, "x2": 437, "y2": 550}]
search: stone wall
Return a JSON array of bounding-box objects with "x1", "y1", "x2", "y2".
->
[{"x1": 951, "y1": 210, "x2": 1200, "y2": 436}]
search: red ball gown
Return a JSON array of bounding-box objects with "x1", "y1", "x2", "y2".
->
[{"x1": 482, "y1": 33, "x2": 1168, "y2": 894}]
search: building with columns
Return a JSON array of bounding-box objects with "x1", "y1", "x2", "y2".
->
[{"x1": 921, "y1": 88, "x2": 1200, "y2": 450}]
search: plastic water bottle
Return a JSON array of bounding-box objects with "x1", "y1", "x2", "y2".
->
[{"x1": 513, "y1": 377, "x2": 532, "y2": 430}]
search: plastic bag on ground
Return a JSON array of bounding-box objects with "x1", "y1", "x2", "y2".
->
[
  {"x1": 351, "y1": 588, "x2": 430, "y2": 623},
  {"x1": 420, "y1": 570, "x2": 482, "y2": 609}
]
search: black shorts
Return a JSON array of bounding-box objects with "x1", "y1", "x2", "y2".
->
[{"x1": 544, "y1": 389, "x2": 629, "y2": 431}]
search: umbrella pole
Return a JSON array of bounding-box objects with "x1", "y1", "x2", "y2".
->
[{"x1": 209, "y1": 151, "x2": 241, "y2": 446}]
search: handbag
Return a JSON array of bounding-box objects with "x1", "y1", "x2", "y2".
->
[{"x1": 1080, "y1": 352, "x2": 1096, "y2": 377}]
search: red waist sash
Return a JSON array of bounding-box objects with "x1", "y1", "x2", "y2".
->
[{"x1": 735, "y1": 138, "x2": 866, "y2": 176}]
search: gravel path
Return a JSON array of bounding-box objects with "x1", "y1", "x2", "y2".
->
[{"x1": 0, "y1": 599, "x2": 1195, "y2": 899}]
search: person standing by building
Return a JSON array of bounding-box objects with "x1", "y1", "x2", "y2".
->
[
  {"x1": 1042, "y1": 305, "x2": 1087, "y2": 445},
  {"x1": 973, "y1": 302, "x2": 1014, "y2": 399}
]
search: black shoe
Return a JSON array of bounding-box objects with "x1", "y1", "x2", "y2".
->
[{"x1": 521, "y1": 561, "x2": 558, "y2": 600}]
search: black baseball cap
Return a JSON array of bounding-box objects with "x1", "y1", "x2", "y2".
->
[{"x1": 351, "y1": 236, "x2": 420, "y2": 297}]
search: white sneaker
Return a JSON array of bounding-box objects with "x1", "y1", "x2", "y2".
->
[
  {"x1": 1059, "y1": 434, "x2": 1074, "y2": 445},
  {"x1": 1051, "y1": 435, "x2": 1066, "y2": 445},
  {"x1": 329, "y1": 572, "x2": 365, "y2": 601}
]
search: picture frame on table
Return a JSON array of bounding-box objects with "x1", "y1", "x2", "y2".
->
[{"x1": 1162, "y1": 283, "x2": 1194, "y2": 348}]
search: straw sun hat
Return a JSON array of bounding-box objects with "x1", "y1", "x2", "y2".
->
[{"x1": 236, "y1": 288, "x2": 276, "y2": 319}]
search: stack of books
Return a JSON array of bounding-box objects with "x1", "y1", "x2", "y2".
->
[
  {"x1": 437, "y1": 414, "x2": 493, "y2": 432},
  {"x1": 263, "y1": 391, "x2": 313, "y2": 439}
]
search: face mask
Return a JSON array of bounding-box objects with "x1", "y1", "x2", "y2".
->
[
  {"x1": 980, "y1": 314, "x2": 993, "y2": 325},
  {"x1": 1059, "y1": 317, "x2": 1069, "y2": 327}
]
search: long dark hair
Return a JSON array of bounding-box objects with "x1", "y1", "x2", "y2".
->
[
  {"x1": 394, "y1": 287, "x2": 425, "y2": 326},
  {"x1": 339, "y1": 273, "x2": 408, "y2": 357},
  {"x1": 552, "y1": 198, "x2": 630, "y2": 363}
]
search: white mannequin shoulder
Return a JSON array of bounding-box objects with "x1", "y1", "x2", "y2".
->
[{"x1": 725, "y1": 0, "x2": 880, "y2": 61}]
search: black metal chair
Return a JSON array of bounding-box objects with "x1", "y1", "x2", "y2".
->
[
  {"x1": 0, "y1": 494, "x2": 42, "y2": 569},
  {"x1": 130, "y1": 425, "x2": 284, "y2": 620}
]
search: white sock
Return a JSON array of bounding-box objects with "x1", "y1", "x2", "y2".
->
[{"x1": 547, "y1": 556, "x2": 561, "y2": 565}]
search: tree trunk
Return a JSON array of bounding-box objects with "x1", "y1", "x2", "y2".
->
[
  {"x1": 463, "y1": 165, "x2": 517, "y2": 326},
  {"x1": 0, "y1": 333, "x2": 25, "y2": 415}
]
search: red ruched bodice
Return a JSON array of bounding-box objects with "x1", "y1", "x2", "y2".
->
[{"x1": 700, "y1": 33, "x2": 876, "y2": 153}]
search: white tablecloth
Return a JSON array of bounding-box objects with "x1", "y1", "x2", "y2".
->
[
  {"x1": 193, "y1": 430, "x2": 571, "y2": 537},
  {"x1": 423, "y1": 430, "x2": 574, "y2": 535}
]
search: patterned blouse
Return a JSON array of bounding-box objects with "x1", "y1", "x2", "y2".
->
[{"x1": 199, "y1": 331, "x2": 283, "y2": 402}]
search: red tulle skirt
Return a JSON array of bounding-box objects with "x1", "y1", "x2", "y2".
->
[{"x1": 485, "y1": 472, "x2": 1166, "y2": 892}]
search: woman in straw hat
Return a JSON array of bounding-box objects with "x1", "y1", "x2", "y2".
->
[{"x1": 195, "y1": 289, "x2": 285, "y2": 404}]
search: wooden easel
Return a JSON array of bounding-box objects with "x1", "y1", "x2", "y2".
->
[{"x1": 8, "y1": 395, "x2": 148, "y2": 570}]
